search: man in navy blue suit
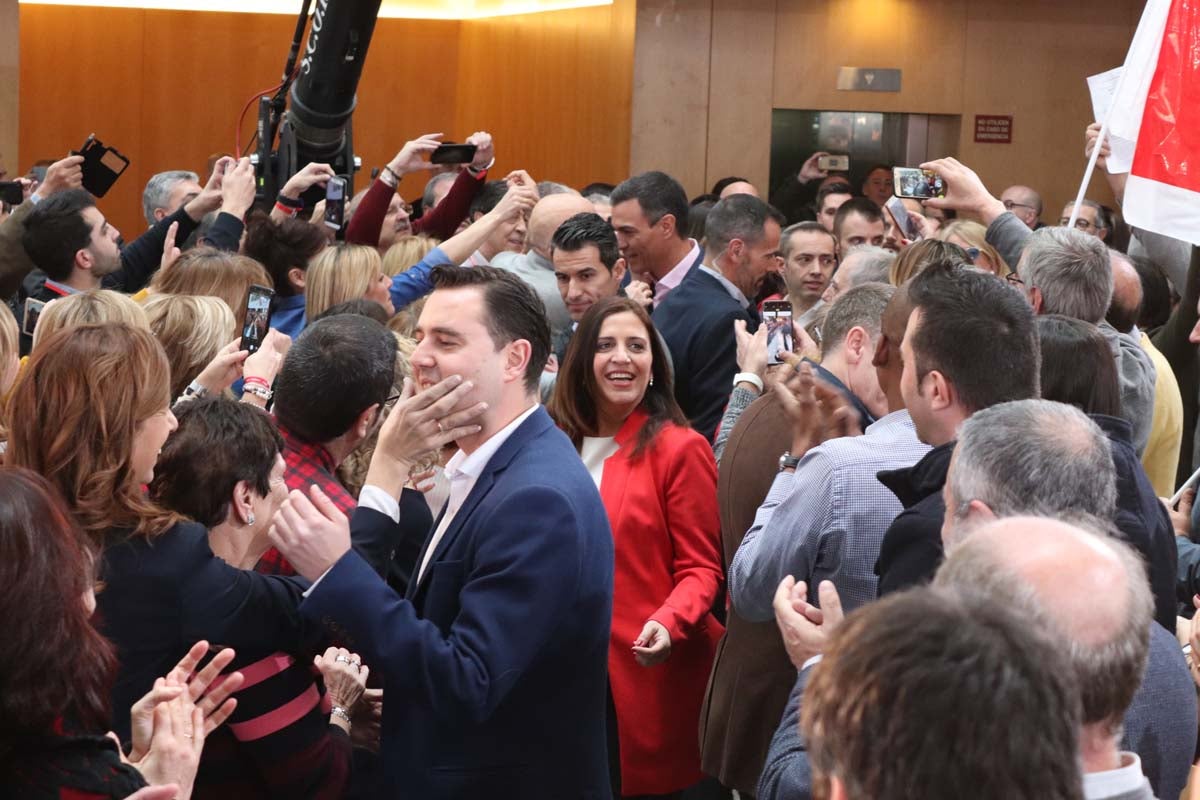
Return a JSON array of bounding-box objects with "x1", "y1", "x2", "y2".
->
[
  {"x1": 269, "y1": 265, "x2": 615, "y2": 799},
  {"x1": 653, "y1": 194, "x2": 786, "y2": 441}
]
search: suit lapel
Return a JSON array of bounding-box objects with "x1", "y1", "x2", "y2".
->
[
  {"x1": 598, "y1": 410, "x2": 646, "y2": 543},
  {"x1": 410, "y1": 408, "x2": 553, "y2": 597}
]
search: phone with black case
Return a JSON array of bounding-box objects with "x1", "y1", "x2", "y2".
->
[
  {"x1": 76, "y1": 135, "x2": 130, "y2": 198},
  {"x1": 324, "y1": 176, "x2": 348, "y2": 230},
  {"x1": 241, "y1": 285, "x2": 275, "y2": 354}
]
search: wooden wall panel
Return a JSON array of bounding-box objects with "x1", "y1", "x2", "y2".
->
[
  {"x1": 629, "y1": 0, "x2": 713, "y2": 197},
  {"x1": 705, "y1": 0, "x2": 777, "y2": 195},
  {"x1": 670, "y1": 0, "x2": 1144, "y2": 223},
  {"x1": 957, "y1": 0, "x2": 1138, "y2": 217},
  {"x1": 0, "y1": 0, "x2": 17, "y2": 182},
  {"x1": 18, "y1": 3, "x2": 633, "y2": 236},
  {"x1": 454, "y1": 0, "x2": 636, "y2": 188},
  {"x1": 772, "y1": 0, "x2": 967, "y2": 114},
  {"x1": 19, "y1": 6, "x2": 147, "y2": 235}
]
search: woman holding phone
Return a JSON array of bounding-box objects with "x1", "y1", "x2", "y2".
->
[{"x1": 550, "y1": 296, "x2": 724, "y2": 798}]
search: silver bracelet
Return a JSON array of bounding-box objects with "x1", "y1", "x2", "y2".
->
[
  {"x1": 331, "y1": 705, "x2": 352, "y2": 724},
  {"x1": 242, "y1": 384, "x2": 273, "y2": 402}
]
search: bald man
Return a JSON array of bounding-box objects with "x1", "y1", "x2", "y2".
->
[
  {"x1": 758, "y1": 516, "x2": 1196, "y2": 800},
  {"x1": 492, "y1": 193, "x2": 595, "y2": 338},
  {"x1": 1001, "y1": 184, "x2": 1044, "y2": 229},
  {"x1": 937, "y1": 518, "x2": 1194, "y2": 800}
]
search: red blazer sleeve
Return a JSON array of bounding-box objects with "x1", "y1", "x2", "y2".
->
[
  {"x1": 413, "y1": 168, "x2": 486, "y2": 241},
  {"x1": 648, "y1": 427, "x2": 724, "y2": 643},
  {"x1": 344, "y1": 176, "x2": 393, "y2": 248}
]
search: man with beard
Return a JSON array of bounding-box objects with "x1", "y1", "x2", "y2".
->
[{"x1": 654, "y1": 194, "x2": 785, "y2": 441}]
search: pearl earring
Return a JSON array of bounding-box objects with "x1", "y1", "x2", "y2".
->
[{"x1": 649, "y1": 376, "x2": 654, "y2": 387}]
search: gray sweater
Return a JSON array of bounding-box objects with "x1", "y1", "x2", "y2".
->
[{"x1": 987, "y1": 212, "x2": 1156, "y2": 456}]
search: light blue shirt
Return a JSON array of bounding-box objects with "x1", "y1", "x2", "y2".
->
[{"x1": 729, "y1": 409, "x2": 930, "y2": 620}]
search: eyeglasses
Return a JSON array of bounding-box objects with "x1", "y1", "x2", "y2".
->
[
  {"x1": 965, "y1": 247, "x2": 981, "y2": 261},
  {"x1": 384, "y1": 392, "x2": 402, "y2": 410},
  {"x1": 1003, "y1": 200, "x2": 1036, "y2": 212},
  {"x1": 1059, "y1": 218, "x2": 1095, "y2": 230},
  {"x1": 1005, "y1": 272, "x2": 1025, "y2": 287}
]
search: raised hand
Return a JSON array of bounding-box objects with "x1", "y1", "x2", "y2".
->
[
  {"x1": 734, "y1": 319, "x2": 768, "y2": 385},
  {"x1": 220, "y1": 157, "x2": 258, "y2": 218},
  {"x1": 184, "y1": 157, "x2": 233, "y2": 221},
  {"x1": 388, "y1": 133, "x2": 445, "y2": 176},
  {"x1": 798, "y1": 151, "x2": 830, "y2": 183},
  {"x1": 36, "y1": 154, "x2": 85, "y2": 198},
  {"x1": 918, "y1": 157, "x2": 1005, "y2": 224},
  {"x1": 160, "y1": 221, "x2": 180, "y2": 272},
  {"x1": 279, "y1": 162, "x2": 336, "y2": 200},
  {"x1": 490, "y1": 180, "x2": 538, "y2": 223},
  {"x1": 1084, "y1": 122, "x2": 1112, "y2": 173},
  {"x1": 465, "y1": 131, "x2": 495, "y2": 171}
]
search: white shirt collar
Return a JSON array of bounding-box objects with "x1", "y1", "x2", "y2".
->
[
  {"x1": 1082, "y1": 752, "x2": 1148, "y2": 799},
  {"x1": 444, "y1": 403, "x2": 541, "y2": 482}
]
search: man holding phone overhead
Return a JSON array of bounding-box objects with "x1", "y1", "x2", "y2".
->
[
  {"x1": 345, "y1": 131, "x2": 496, "y2": 251},
  {"x1": 5, "y1": 154, "x2": 257, "y2": 353}
]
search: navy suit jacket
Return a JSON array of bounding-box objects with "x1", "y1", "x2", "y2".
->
[
  {"x1": 98, "y1": 507, "x2": 401, "y2": 741},
  {"x1": 302, "y1": 407, "x2": 615, "y2": 799},
  {"x1": 653, "y1": 268, "x2": 758, "y2": 442}
]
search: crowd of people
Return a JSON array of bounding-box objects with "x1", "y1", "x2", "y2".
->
[{"x1": 2, "y1": 116, "x2": 1200, "y2": 800}]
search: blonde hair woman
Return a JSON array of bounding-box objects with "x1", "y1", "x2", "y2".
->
[
  {"x1": 143, "y1": 294, "x2": 238, "y2": 399},
  {"x1": 381, "y1": 236, "x2": 438, "y2": 337},
  {"x1": 382, "y1": 235, "x2": 438, "y2": 277},
  {"x1": 150, "y1": 247, "x2": 272, "y2": 330},
  {"x1": 305, "y1": 243, "x2": 394, "y2": 320},
  {"x1": 0, "y1": 305, "x2": 19, "y2": 451},
  {"x1": 937, "y1": 220, "x2": 1011, "y2": 277},
  {"x1": 32, "y1": 290, "x2": 149, "y2": 354}
]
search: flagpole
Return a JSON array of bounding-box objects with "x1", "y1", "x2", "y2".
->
[{"x1": 1068, "y1": 65, "x2": 1134, "y2": 229}]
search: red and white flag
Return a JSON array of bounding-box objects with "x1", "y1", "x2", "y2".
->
[{"x1": 1103, "y1": 0, "x2": 1200, "y2": 245}]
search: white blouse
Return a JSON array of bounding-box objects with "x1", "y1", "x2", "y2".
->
[{"x1": 580, "y1": 436, "x2": 620, "y2": 489}]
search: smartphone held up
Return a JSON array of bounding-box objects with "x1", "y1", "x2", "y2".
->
[
  {"x1": 323, "y1": 176, "x2": 349, "y2": 230},
  {"x1": 892, "y1": 167, "x2": 944, "y2": 200},
  {"x1": 241, "y1": 285, "x2": 275, "y2": 355},
  {"x1": 763, "y1": 300, "x2": 794, "y2": 366}
]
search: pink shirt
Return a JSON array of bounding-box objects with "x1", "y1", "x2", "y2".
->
[{"x1": 652, "y1": 239, "x2": 701, "y2": 308}]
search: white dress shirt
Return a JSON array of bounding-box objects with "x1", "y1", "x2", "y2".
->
[
  {"x1": 416, "y1": 403, "x2": 541, "y2": 583},
  {"x1": 1082, "y1": 752, "x2": 1154, "y2": 799}
]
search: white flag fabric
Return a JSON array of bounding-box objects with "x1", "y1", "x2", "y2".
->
[{"x1": 1101, "y1": 0, "x2": 1200, "y2": 245}]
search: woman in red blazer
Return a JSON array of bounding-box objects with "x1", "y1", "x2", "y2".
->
[{"x1": 552, "y1": 295, "x2": 725, "y2": 798}]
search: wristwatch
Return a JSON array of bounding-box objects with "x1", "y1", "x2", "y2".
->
[{"x1": 779, "y1": 452, "x2": 801, "y2": 471}]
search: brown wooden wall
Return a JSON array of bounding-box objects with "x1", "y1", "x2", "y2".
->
[
  {"x1": 632, "y1": 0, "x2": 1145, "y2": 218},
  {"x1": 18, "y1": 0, "x2": 634, "y2": 236},
  {"x1": 16, "y1": 0, "x2": 1148, "y2": 235}
]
